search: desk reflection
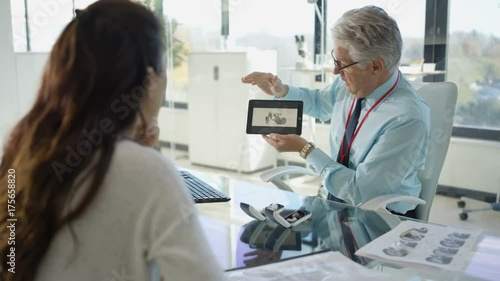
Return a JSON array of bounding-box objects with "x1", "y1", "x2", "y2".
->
[
  {"x1": 233, "y1": 196, "x2": 403, "y2": 269},
  {"x1": 193, "y1": 172, "x2": 403, "y2": 271},
  {"x1": 192, "y1": 171, "x2": 500, "y2": 280}
]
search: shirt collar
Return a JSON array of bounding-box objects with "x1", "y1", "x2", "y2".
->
[{"x1": 364, "y1": 70, "x2": 400, "y2": 106}]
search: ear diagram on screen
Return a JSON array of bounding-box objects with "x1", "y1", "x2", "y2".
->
[{"x1": 265, "y1": 112, "x2": 287, "y2": 125}]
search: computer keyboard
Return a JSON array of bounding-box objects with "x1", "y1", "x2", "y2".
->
[{"x1": 179, "y1": 170, "x2": 231, "y2": 203}]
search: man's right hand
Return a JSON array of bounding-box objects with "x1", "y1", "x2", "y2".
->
[{"x1": 241, "y1": 72, "x2": 288, "y2": 97}]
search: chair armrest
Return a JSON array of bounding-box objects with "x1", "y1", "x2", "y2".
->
[
  {"x1": 360, "y1": 195, "x2": 426, "y2": 215},
  {"x1": 260, "y1": 166, "x2": 318, "y2": 192}
]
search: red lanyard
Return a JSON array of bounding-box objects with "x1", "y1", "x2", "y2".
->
[{"x1": 339, "y1": 71, "x2": 401, "y2": 163}]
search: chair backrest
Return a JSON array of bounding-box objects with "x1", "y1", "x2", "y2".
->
[{"x1": 411, "y1": 82, "x2": 458, "y2": 221}]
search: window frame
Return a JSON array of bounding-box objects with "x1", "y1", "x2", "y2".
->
[{"x1": 431, "y1": 0, "x2": 500, "y2": 141}]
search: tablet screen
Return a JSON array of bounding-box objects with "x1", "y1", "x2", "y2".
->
[{"x1": 246, "y1": 100, "x2": 303, "y2": 135}]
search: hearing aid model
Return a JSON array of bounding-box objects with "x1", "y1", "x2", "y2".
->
[
  {"x1": 240, "y1": 202, "x2": 284, "y2": 221},
  {"x1": 265, "y1": 208, "x2": 312, "y2": 228}
]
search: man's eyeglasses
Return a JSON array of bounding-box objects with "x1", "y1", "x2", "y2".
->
[{"x1": 331, "y1": 50, "x2": 359, "y2": 72}]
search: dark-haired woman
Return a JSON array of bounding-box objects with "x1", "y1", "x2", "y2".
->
[{"x1": 0, "y1": 1, "x2": 225, "y2": 280}]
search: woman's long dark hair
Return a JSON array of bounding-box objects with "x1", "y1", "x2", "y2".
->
[{"x1": 0, "y1": 1, "x2": 163, "y2": 280}]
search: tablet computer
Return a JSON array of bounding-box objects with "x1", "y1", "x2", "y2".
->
[{"x1": 246, "y1": 100, "x2": 303, "y2": 135}]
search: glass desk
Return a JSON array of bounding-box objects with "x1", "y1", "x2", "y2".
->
[{"x1": 189, "y1": 170, "x2": 498, "y2": 281}]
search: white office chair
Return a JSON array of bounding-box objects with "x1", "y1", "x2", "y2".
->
[{"x1": 260, "y1": 82, "x2": 458, "y2": 222}]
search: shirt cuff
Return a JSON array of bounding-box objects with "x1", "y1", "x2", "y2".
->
[
  {"x1": 274, "y1": 85, "x2": 303, "y2": 100},
  {"x1": 306, "y1": 147, "x2": 338, "y2": 175}
]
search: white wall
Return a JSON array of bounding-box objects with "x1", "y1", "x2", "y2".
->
[
  {"x1": 440, "y1": 138, "x2": 500, "y2": 194},
  {"x1": 0, "y1": 0, "x2": 20, "y2": 152}
]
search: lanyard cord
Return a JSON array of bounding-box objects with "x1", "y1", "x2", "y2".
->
[{"x1": 339, "y1": 71, "x2": 401, "y2": 163}]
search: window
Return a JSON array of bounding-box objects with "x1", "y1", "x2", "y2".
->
[
  {"x1": 447, "y1": 0, "x2": 500, "y2": 131},
  {"x1": 26, "y1": 0, "x2": 73, "y2": 52},
  {"x1": 163, "y1": 0, "x2": 315, "y2": 104},
  {"x1": 163, "y1": 0, "x2": 218, "y2": 104},
  {"x1": 325, "y1": 0, "x2": 426, "y2": 66},
  {"x1": 10, "y1": 0, "x2": 28, "y2": 52},
  {"x1": 9, "y1": 0, "x2": 80, "y2": 52},
  {"x1": 230, "y1": 0, "x2": 314, "y2": 69}
]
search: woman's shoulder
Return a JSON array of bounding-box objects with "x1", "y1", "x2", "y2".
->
[
  {"x1": 114, "y1": 140, "x2": 171, "y2": 167},
  {"x1": 107, "y1": 140, "x2": 183, "y2": 192},
  {"x1": 96, "y1": 140, "x2": 194, "y2": 212}
]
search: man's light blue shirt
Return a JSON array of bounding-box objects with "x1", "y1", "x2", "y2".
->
[{"x1": 279, "y1": 71, "x2": 430, "y2": 214}]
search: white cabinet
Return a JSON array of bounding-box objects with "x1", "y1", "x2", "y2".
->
[{"x1": 187, "y1": 51, "x2": 277, "y2": 172}]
